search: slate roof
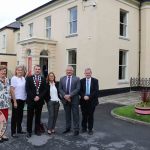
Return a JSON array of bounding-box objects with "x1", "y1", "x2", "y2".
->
[{"x1": 0, "y1": 21, "x2": 21, "y2": 31}]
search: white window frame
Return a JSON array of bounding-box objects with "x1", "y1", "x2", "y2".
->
[
  {"x1": 118, "y1": 50, "x2": 128, "y2": 82},
  {"x1": 45, "y1": 16, "x2": 51, "y2": 39},
  {"x1": 67, "y1": 49, "x2": 77, "y2": 75},
  {"x1": 69, "y1": 6, "x2": 77, "y2": 35},
  {"x1": 29, "y1": 23, "x2": 33, "y2": 37},
  {"x1": 2, "y1": 34, "x2": 6, "y2": 49},
  {"x1": 120, "y1": 9, "x2": 128, "y2": 38}
]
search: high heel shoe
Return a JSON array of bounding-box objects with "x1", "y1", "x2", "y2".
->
[
  {"x1": 47, "y1": 130, "x2": 52, "y2": 135},
  {"x1": 51, "y1": 130, "x2": 55, "y2": 134}
]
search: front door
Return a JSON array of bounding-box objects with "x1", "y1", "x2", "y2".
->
[{"x1": 40, "y1": 57, "x2": 48, "y2": 78}]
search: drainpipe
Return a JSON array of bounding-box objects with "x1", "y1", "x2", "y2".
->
[{"x1": 138, "y1": 1, "x2": 142, "y2": 85}]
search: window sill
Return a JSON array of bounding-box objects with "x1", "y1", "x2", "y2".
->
[
  {"x1": 118, "y1": 80, "x2": 129, "y2": 84},
  {"x1": 119, "y1": 36, "x2": 130, "y2": 41},
  {"x1": 66, "y1": 33, "x2": 78, "y2": 38}
]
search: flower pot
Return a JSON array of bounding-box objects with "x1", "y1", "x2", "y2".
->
[{"x1": 135, "y1": 105, "x2": 150, "y2": 115}]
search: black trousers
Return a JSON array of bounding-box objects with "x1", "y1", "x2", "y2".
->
[
  {"x1": 81, "y1": 102, "x2": 96, "y2": 131},
  {"x1": 27, "y1": 102, "x2": 43, "y2": 133},
  {"x1": 11, "y1": 100, "x2": 25, "y2": 135}
]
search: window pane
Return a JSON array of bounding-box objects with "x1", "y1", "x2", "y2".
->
[
  {"x1": 70, "y1": 7, "x2": 77, "y2": 34},
  {"x1": 68, "y1": 50, "x2": 76, "y2": 64},
  {"x1": 46, "y1": 28, "x2": 51, "y2": 38},
  {"x1": 119, "y1": 51, "x2": 126, "y2": 65},
  {"x1": 70, "y1": 21, "x2": 77, "y2": 34},
  {"x1": 123, "y1": 14, "x2": 127, "y2": 25},
  {"x1": 72, "y1": 65, "x2": 76, "y2": 75},
  {"x1": 120, "y1": 11, "x2": 127, "y2": 23},
  {"x1": 70, "y1": 22, "x2": 73, "y2": 34},
  {"x1": 119, "y1": 66, "x2": 126, "y2": 80},
  {"x1": 119, "y1": 66, "x2": 122, "y2": 79},
  {"x1": 120, "y1": 10, "x2": 127, "y2": 37},
  {"x1": 68, "y1": 50, "x2": 77, "y2": 75},
  {"x1": 46, "y1": 16, "x2": 51, "y2": 27},
  {"x1": 123, "y1": 25, "x2": 127, "y2": 37},
  {"x1": 119, "y1": 50, "x2": 127, "y2": 80},
  {"x1": 122, "y1": 66, "x2": 126, "y2": 79},
  {"x1": 45, "y1": 16, "x2": 51, "y2": 38},
  {"x1": 73, "y1": 21, "x2": 77, "y2": 33},
  {"x1": 29, "y1": 23, "x2": 33, "y2": 37},
  {"x1": 120, "y1": 12, "x2": 124, "y2": 23},
  {"x1": 120, "y1": 24, "x2": 124, "y2": 36},
  {"x1": 122, "y1": 52, "x2": 126, "y2": 65},
  {"x1": 70, "y1": 7, "x2": 77, "y2": 21}
]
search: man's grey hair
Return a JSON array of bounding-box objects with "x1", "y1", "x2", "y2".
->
[
  {"x1": 85, "y1": 67, "x2": 92, "y2": 72},
  {"x1": 66, "y1": 65, "x2": 74, "y2": 71}
]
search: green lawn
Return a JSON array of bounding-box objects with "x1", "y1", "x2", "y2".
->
[{"x1": 112, "y1": 105, "x2": 150, "y2": 123}]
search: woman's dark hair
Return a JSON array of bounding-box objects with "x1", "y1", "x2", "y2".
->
[
  {"x1": 0, "y1": 65, "x2": 7, "y2": 71},
  {"x1": 46, "y1": 72, "x2": 56, "y2": 83}
]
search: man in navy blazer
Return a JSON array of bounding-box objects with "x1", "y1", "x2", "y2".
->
[
  {"x1": 80, "y1": 68, "x2": 99, "y2": 135},
  {"x1": 59, "y1": 66, "x2": 80, "y2": 136}
]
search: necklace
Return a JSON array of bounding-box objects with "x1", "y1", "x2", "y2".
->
[
  {"x1": 0, "y1": 77, "x2": 6, "y2": 84},
  {"x1": 33, "y1": 75, "x2": 42, "y2": 95}
]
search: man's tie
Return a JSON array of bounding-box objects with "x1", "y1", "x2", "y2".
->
[
  {"x1": 86, "y1": 79, "x2": 90, "y2": 96},
  {"x1": 66, "y1": 77, "x2": 71, "y2": 94},
  {"x1": 35, "y1": 75, "x2": 39, "y2": 87}
]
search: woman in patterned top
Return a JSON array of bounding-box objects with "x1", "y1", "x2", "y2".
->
[{"x1": 0, "y1": 65, "x2": 10, "y2": 142}]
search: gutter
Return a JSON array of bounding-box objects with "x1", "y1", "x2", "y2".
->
[{"x1": 138, "y1": 1, "x2": 141, "y2": 81}]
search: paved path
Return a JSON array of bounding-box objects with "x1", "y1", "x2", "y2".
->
[
  {"x1": 98, "y1": 91, "x2": 140, "y2": 105},
  {"x1": 1, "y1": 92, "x2": 149, "y2": 150}
]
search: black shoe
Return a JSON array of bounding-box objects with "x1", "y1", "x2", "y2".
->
[
  {"x1": 74, "y1": 131, "x2": 79, "y2": 136},
  {"x1": 11, "y1": 134, "x2": 18, "y2": 138},
  {"x1": 26, "y1": 133, "x2": 32, "y2": 138},
  {"x1": 81, "y1": 129, "x2": 87, "y2": 133},
  {"x1": 2, "y1": 137, "x2": 9, "y2": 141},
  {"x1": 17, "y1": 131, "x2": 26, "y2": 134},
  {"x1": 62, "y1": 129, "x2": 70, "y2": 134},
  {"x1": 0, "y1": 138, "x2": 4, "y2": 143},
  {"x1": 88, "y1": 130, "x2": 93, "y2": 135}
]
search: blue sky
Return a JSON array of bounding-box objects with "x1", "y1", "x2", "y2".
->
[{"x1": 0, "y1": 0, "x2": 50, "y2": 28}]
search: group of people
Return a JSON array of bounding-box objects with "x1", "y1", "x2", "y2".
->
[{"x1": 0, "y1": 64, "x2": 99, "y2": 142}]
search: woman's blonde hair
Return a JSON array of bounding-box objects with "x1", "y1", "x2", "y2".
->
[{"x1": 15, "y1": 65, "x2": 24, "y2": 76}]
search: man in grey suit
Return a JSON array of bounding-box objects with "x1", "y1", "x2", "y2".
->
[{"x1": 59, "y1": 66, "x2": 80, "y2": 136}]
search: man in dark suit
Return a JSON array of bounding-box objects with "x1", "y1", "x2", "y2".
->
[
  {"x1": 80, "y1": 68, "x2": 99, "y2": 135},
  {"x1": 59, "y1": 66, "x2": 80, "y2": 136},
  {"x1": 26, "y1": 65, "x2": 46, "y2": 137}
]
